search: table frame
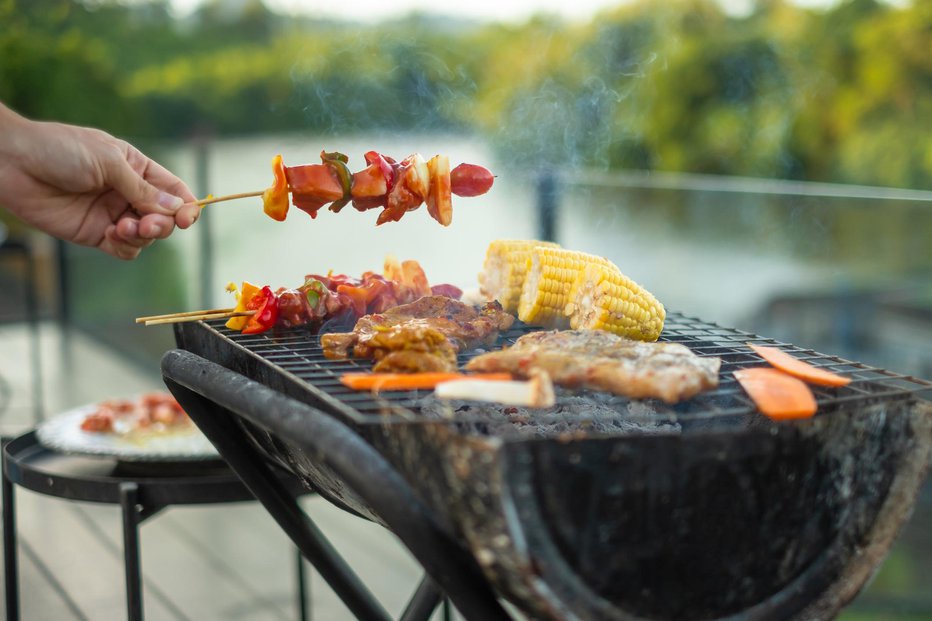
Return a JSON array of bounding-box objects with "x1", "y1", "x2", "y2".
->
[{"x1": 2, "y1": 432, "x2": 309, "y2": 621}]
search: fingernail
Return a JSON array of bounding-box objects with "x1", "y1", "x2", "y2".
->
[
  {"x1": 149, "y1": 224, "x2": 162, "y2": 237},
  {"x1": 125, "y1": 220, "x2": 139, "y2": 237},
  {"x1": 157, "y1": 192, "x2": 184, "y2": 210}
]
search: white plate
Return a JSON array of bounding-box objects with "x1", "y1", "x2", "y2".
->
[{"x1": 37, "y1": 403, "x2": 219, "y2": 462}]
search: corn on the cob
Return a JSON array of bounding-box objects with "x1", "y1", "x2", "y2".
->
[
  {"x1": 517, "y1": 247, "x2": 613, "y2": 328},
  {"x1": 564, "y1": 262, "x2": 665, "y2": 341},
  {"x1": 478, "y1": 239, "x2": 559, "y2": 313}
]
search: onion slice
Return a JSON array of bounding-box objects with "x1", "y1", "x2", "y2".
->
[{"x1": 435, "y1": 370, "x2": 555, "y2": 408}]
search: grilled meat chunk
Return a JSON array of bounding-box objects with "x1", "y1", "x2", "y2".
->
[
  {"x1": 320, "y1": 295, "x2": 515, "y2": 372},
  {"x1": 465, "y1": 329, "x2": 720, "y2": 403},
  {"x1": 367, "y1": 325, "x2": 458, "y2": 373}
]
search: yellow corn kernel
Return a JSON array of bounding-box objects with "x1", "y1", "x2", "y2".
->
[
  {"x1": 565, "y1": 263, "x2": 665, "y2": 341},
  {"x1": 518, "y1": 247, "x2": 613, "y2": 328},
  {"x1": 478, "y1": 239, "x2": 559, "y2": 313}
]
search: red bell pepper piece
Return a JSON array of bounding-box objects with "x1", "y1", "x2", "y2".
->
[{"x1": 242, "y1": 286, "x2": 280, "y2": 334}]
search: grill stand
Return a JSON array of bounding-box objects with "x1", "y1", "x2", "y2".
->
[
  {"x1": 166, "y1": 316, "x2": 932, "y2": 620},
  {"x1": 162, "y1": 349, "x2": 511, "y2": 621}
]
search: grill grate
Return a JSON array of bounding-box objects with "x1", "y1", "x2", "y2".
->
[{"x1": 199, "y1": 311, "x2": 931, "y2": 428}]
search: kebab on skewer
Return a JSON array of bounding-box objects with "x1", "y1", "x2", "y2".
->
[
  {"x1": 197, "y1": 150, "x2": 494, "y2": 227},
  {"x1": 223, "y1": 257, "x2": 463, "y2": 335}
]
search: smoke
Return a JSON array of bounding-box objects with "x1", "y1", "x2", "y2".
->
[{"x1": 288, "y1": 18, "x2": 481, "y2": 135}]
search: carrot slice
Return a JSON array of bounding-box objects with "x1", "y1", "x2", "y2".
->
[
  {"x1": 748, "y1": 344, "x2": 851, "y2": 387},
  {"x1": 734, "y1": 367, "x2": 818, "y2": 420},
  {"x1": 340, "y1": 372, "x2": 512, "y2": 391}
]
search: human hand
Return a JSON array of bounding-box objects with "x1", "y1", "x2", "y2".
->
[{"x1": 0, "y1": 106, "x2": 200, "y2": 260}]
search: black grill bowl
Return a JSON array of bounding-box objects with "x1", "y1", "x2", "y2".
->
[
  {"x1": 169, "y1": 315, "x2": 932, "y2": 621},
  {"x1": 383, "y1": 403, "x2": 931, "y2": 620}
]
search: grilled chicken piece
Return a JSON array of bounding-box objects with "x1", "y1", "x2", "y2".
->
[
  {"x1": 367, "y1": 325, "x2": 458, "y2": 373},
  {"x1": 465, "y1": 329, "x2": 720, "y2": 403},
  {"x1": 321, "y1": 295, "x2": 515, "y2": 372}
]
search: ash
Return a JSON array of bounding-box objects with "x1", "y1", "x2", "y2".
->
[{"x1": 417, "y1": 390, "x2": 681, "y2": 439}]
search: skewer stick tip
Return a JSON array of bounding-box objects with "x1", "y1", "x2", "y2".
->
[{"x1": 193, "y1": 190, "x2": 265, "y2": 207}]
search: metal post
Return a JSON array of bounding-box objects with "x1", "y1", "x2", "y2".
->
[
  {"x1": 120, "y1": 482, "x2": 144, "y2": 621},
  {"x1": 535, "y1": 169, "x2": 560, "y2": 243},
  {"x1": 3, "y1": 455, "x2": 20, "y2": 621},
  {"x1": 24, "y1": 245, "x2": 44, "y2": 423},
  {"x1": 194, "y1": 138, "x2": 213, "y2": 310},
  {"x1": 55, "y1": 238, "x2": 70, "y2": 327}
]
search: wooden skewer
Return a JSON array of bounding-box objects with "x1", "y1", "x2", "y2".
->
[
  {"x1": 136, "y1": 308, "x2": 236, "y2": 323},
  {"x1": 141, "y1": 310, "x2": 256, "y2": 326},
  {"x1": 193, "y1": 191, "x2": 264, "y2": 207}
]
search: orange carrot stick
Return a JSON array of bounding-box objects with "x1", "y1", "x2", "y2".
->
[
  {"x1": 734, "y1": 367, "x2": 818, "y2": 420},
  {"x1": 340, "y1": 372, "x2": 512, "y2": 391},
  {"x1": 748, "y1": 344, "x2": 852, "y2": 387}
]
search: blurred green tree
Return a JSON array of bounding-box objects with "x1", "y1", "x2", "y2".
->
[
  {"x1": 1, "y1": 0, "x2": 928, "y2": 188},
  {"x1": 0, "y1": 0, "x2": 134, "y2": 133}
]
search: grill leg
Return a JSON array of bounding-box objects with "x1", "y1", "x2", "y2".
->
[
  {"x1": 3, "y1": 458, "x2": 20, "y2": 621},
  {"x1": 296, "y1": 548, "x2": 309, "y2": 621},
  {"x1": 120, "y1": 482, "x2": 144, "y2": 621},
  {"x1": 399, "y1": 575, "x2": 443, "y2": 621},
  {"x1": 162, "y1": 350, "x2": 512, "y2": 621},
  {"x1": 166, "y1": 380, "x2": 393, "y2": 621}
]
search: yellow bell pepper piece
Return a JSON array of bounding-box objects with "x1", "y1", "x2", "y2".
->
[
  {"x1": 226, "y1": 281, "x2": 261, "y2": 330},
  {"x1": 262, "y1": 154, "x2": 290, "y2": 221}
]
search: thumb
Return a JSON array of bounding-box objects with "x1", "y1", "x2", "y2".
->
[{"x1": 104, "y1": 157, "x2": 184, "y2": 215}]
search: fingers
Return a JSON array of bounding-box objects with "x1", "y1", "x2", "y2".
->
[
  {"x1": 101, "y1": 223, "x2": 153, "y2": 261},
  {"x1": 175, "y1": 203, "x2": 201, "y2": 229},
  {"x1": 95, "y1": 143, "x2": 202, "y2": 259},
  {"x1": 140, "y1": 158, "x2": 201, "y2": 229},
  {"x1": 102, "y1": 149, "x2": 186, "y2": 218},
  {"x1": 115, "y1": 212, "x2": 176, "y2": 241},
  {"x1": 104, "y1": 211, "x2": 165, "y2": 260},
  {"x1": 142, "y1": 158, "x2": 197, "y2": 204}
]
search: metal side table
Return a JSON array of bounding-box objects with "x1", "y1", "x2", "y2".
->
[{"x1": 2, "y1": 431, "x2": 311, "y2": 621}]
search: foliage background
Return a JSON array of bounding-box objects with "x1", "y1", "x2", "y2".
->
[{"x1": 1, "y1": 0, "x2": 929, "y2": 189}]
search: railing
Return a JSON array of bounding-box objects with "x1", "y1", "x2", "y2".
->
[{"x1": 534, "y1": 167, "x2": 932, "y2": 244}]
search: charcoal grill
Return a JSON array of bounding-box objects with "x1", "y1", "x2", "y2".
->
[{"x1": 162, "y1": 312, "x2": 932, "y2": 621}]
